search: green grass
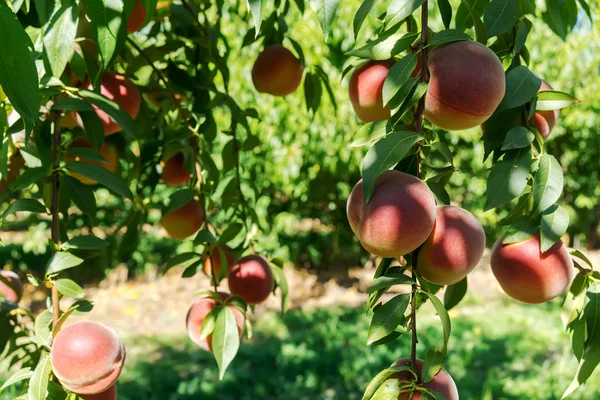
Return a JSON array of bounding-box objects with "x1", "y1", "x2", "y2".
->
[{"x1": 2, "y1": 299, "x2": 599, "y2": 399}]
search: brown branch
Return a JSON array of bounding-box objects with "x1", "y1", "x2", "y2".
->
[{"x1": 51, "y1": 110, "x2": 62, "y2": 328}]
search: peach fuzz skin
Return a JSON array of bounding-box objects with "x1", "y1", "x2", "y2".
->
[
  {"x1": 417, "y1": 205, "x2": 486, "y2": 286},
  {"x1": 160, "y1": 200, "x2": 205, "y2": 239},
  {"x1": 347, "y1": 170, "x2": 436, "y2": 258},
  {"x1": 252, "y1": 45, "x2": 303, "y2": 97},
  {"x1": 530, "y1": 81, "x2": 559, "y2": 140},
  {"x1": 424, "y1": 40, "x2": 505, "y2": 131},
  {"x1": 349, "y1": 60, "x2": 395, "y2": 123},
  {"x1": 390, "y1": 359, "x2": 459, "y2": 400},
  {"x1": 0, "y1": 270, "x2": 23, "y2": 304},
  {"x1": 228, "y1": 255, "x2": 274, "y2": 305},
  {"x1": 161, "y1": 152, "x2": 192, "y2": 186},
  {"x1": 491, "y1": 234, "x2": 573, "y2": 304},
  {"x1": 186, "y1": 294, "x2": 245, "y2": 352},
  {"x1": 50, "y1": 321, "x2": 125, "y2": 395},
  {"x1": 82, "y1": 385, "x2": 117, "y2": 400}
]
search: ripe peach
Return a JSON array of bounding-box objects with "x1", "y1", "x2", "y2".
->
[
  {"x1": 491, "y1": 234, "x2": 574, "y2": 304},
  {"x1": 530, "y1": 81, "x2": 559, "y2": 140},
  {"x1": 424, "y1": 40, "x2": 505, "y2": 131},
  {"x1": 127, "y1": 0, "x2": 147, "y2": 33},
  {"x1": 160, "y1": 199, "x2": 204, "y2": 239},
  {"x1": 64, "y1": 137, "x2": 119, "y2": 185},
  {"x1": 186, "y1": 294, "x2": 245, "y2": 352},
  {"x1": 417, "y1": 206, "x2": 486, "y2": 285},
  {"x1": 161, "y1": 152, "x2": 191, "y2": 186},
  {"x1": 83, "y1": 385, "x2": 117, "y2": 400},
  {"x1": 252, "y1": 45, "x2": 303, "y2": 97},
  {"x1": 349, "y1": 60, "x2": 394, "y2": 123},
  {"x1": 0, "y1": 271, "x2": 23, "y2": 304},
  {"x1": 228, "y1": 255, "x2": 274, "y2": 305},
  {"x1": 390, "y1": 358, "x2": 459, "y2": 400},
  {"x1": 346, "y1": 170, "x2": 436, "y2": 258},
  {"x1": 203, "y1": 244, "x2": 236, "y2": 281},
  {"x1": 50, "y1": 321, "x2": 125, "y2": 395},
  {"x1": 76, "y1": 73, "x2": 141, "y2": 136}
]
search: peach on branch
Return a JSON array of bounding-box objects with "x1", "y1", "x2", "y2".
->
[
  {"x1": 64, "y1": 137, "x2": 119, "y2": 185},
  {"x1": 390, "y1": 358, "x2": 459, "y2": 400},
  {"x1": 0, "y1": 270, "x2": 23, "y2": 304},
  {"x1": 252, "y1": 45, "x2": 303, "y2": 97},
  {"x1": 348, "y1": 60, "x2": 394, "y2": 123},
  {"x1": 529, "y1": 81, "x2": 559, "y2": 140},
  {"x1": 160, "y1": 199, "x2": 205, "y2": 239},
  {"x1": 203, "y1": 244, "x2": 236, "y2": 280},
  {"x1": 127, "y1": 0, "x2": 147, "y2": 33},
  {"x1": 82, "y1": 385, "x2": 117, "y2": 400},
  {"x1": 50, "y1": 321, "x2": 125, "y2": 395},
  {"x1": 228, "y1": 255, "x2": 274, "y2": 305},
  {"x1": 346, "y1": 170, "x2": 436, "y2": 258},
  {"x1": 161, "y1": 152, "x2": 192, "y2": 186}
]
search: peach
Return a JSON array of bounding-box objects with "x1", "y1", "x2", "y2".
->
[
  {"x1": 59, "y1": 111, "x2": 79, "y2": 128},
  {"x1": 252, "y1": 45, "x2": 303, "y2": 97},
  {"x1": 127, "y1": 0, "x2": 147, "y2": 33},
  {"x1": 160, "y1": 199, "x2": 204, "y2": 239},
  {"x1": 50, "y1": 321, "x2": 125, "y2": 395},
  {"x1": 203, "y1": 244, "x2": 236, "y2": 281},
  {"x1": 76, "y1": 73, "x2": 141, "y2": 136},
  {"x1": 0, "y1": 271, "x2": 23, "y2": 304},
  {"x1": 390, "y1": 359, "x2": 459, "y2": 400},
  {"x1": 186, "y1": 294, "x2": 245, "y2": 352},
  {"x1": 161, "y1": 152, "x2": 191, "y2": 186},
  {"x1": 530, "y1": 81, "x2": 559, "y2": 140},
  {"x1": 83, "y1": 385, "x2": 117, "y2": 400},
  {"x1": 424, "y1": 40, "x2": 505, "y2": 131},
  {"x1": 346, "y1": 170, "x2": 436, "y2": 258},
  {"x1": 64, "y1": 137, "x2": 119, "y2": 185},
  {"x1": 491, "y1": 234, "x2": 574, "y2": 304},
  {"x1": 417, "y1": 206, "x2": 486, "y2": 285},
  {"x1": 349, "y1": 60, "x2": 394, "y2": 123},
  {"x1": 228, "y1": 255, "x2": 274, "y2": 305}
]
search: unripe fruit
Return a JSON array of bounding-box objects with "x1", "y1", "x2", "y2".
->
[
  {"x1": 252, "y1": 45, "x2": 303, "y2": 97},
  {"x1": 186, "y1": 294, "x2": 245, "y2": 352},
  {"x1": 203, "y1": 244, "x2": 236, "y2": 281},
  {"x1": 417, "y1": 205, "x2": 486, "y2": 285},
  {"x1": 83, "y1": 385, "x2": 117, "y2": 400},
  {"x1": 228, "y1": 255, "x2": 274, "y2": 305},
  {"x1": 64, "y1": 137, "x2": 119, "y2": 185},
  {"x1": 348, "y1": 60, "x2": 394, "y2": 123},
  {"x1": 0, "y1": 271, "x2": 23, "y2": 304},
  {"x1": 50, "y1": 321, "x2": 125, "y2": 395},
  {"x1": 161, "y1": 153, "x2": 191, "y2": 186},
  {"x1": 160, "y1": 200, "x2": 204, "y2": 239},
  {"x1": 530, "y1": 81, "x2": 559, "y2": 140},
  {"x1": 425, "y1": 40, "x2": 505, "y2": 131},
  {"x1": 491, "y1": 234, "x2": 574, "y2": 304},
  {"x1": 127, "y1": 0, "x2": 147, "y2": 33},
  {"x1": 60, "y1": 111, "x2": 80, "y2": 128},
  {"x1": 390, "y1": 359, "x2": 459, "y2": 400},
  {"x1": 347, "y1": 170, "x2": 436, "y2": 258},
  {"x1": 76, "y1": 73, "x2": 141, "y2": 136}
]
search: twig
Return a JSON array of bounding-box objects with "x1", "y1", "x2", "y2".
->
[{"x1": 50, "y1": 110, "x2": 62, "y2": 328}]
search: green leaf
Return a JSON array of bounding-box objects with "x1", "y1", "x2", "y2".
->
[
  {"x1": 486, "y1": 147, "x2": 531, "y2": 210},
  {"x1": 437, "y1": 0, "x2": 452, "y2": 29},
  {"x1": 353, "y1": 0, "x2": 375, "y2": 39},
  {"x1": 246, "y1": 0, "x2": 265, "y2": 35},
  {"x1": 391, "y1": 81, "x2": 428, "y2": 124},
  {"x1": 499, "y1": 66, "x2": 542, "y2": 111},
  {"x1": 0, "y1": 2, "x2": 40, "y2": 134},
  {"x1": 43, "y1": 2, "x2": 79, "y2": 78},
  {"x1": 428, "y1": 29, "x2": 471, "y2": 47},
  {"x1": 303, "y1": 72, "x2": 323, "y2": 113},
  {"x1": 62, "y1": 235, "x2": 109, "y2": 251},
  {"x1": 443, "y1": 277, "x2": 468, "y2": 311},
  {"x1": 34, "y1": 310, "x2": 53, "y2": 346},
  {"x1": 351, "y1": 121, "x2": 391, "y2": 147},
  {"x1": 542, "y1": 0, "x2": 577, "y2": 40},
  {"x1": 361, "y1": 132, "x2": 423, "y2": 203},
  {"x1": 562, "y1": 338, "x2": 600, "y2": 398},
  {"x1": 536, "y1": 90, "x2": 580, "y2": 111},
  {"x1": 86, "y1": 0, "x2": 125, "y2": 70},
  {"x1": 363, "y1": 365, "x2": 413, "y2": 400},
  {"x1": 382, "y1": 54, "x2": 418, "y2": 106},
  {"x1": 194, "y1": 230, "x2": 217, "y2": 245},
  {"x1": 0, "y1": 368, "x2": 33, "y2": 392},
  {"x1": 212, "y1": 307, "x2": 241, "y2": 380},
  {"x1": 532, "y1": 154, "x2": 563, "y2": 215},
  {"x1": 570, "y1": 250, "x2": 594, "y2": 270},
  {"x1": 422, "y1": 291, "x2": 451, "y2": 354},
  {"x1": 27, "y1": 354, "x2": 51, "y2": 400},
  {"x1": 62, "y1": 175, "x2": 97, "y2": 218},
  {"x1": 165, "y1": 189, "x2": 197, "y2": 215},
  {"x1": 501, "y1": 126, "x2": 535, "y2": 150},
  {"x1": 367, "y1": 293, "x2": 410, "y2": 345},
  {"x1": 367, "y1": 271, "x2": 415, "y2": 293},
  {"x1": 540, "y1": 205, "x2": 569, "y2": 253},
  {"x1": 310, "y1": 0, "x2": 339, "y2": 41},
  {"x1": 483, "y1": 0, "x2": 519, "y2": 38},
  {"x1": 52, "y1": 97, "x2": 95, "y2": 112},
  {"x1": 270, "y1": 262, "x2": 289, "y2": 314},
  {"x1": 455, "y1": 0, "x2": 489, "y2": 31},
  {"x1": 346, "y1": 30, "x2": 419, "y2": 60},
  {"x1": 503, "y1": 216, "x2": 538, "y2": 244},
  {"x1": 386, "y1": 0, "x2": 425, "y2": 27},
  {"x1": 78, "y1": 89, "x2": 137, "y2": 138},
  {"x1": 513, "y1": 18, "x2": 531, "y2": 55},
  {"x1": 427, "y1": 182, "x2": 451, "y2": 205},
  {"x1": 166, "y1": 252, "x2": 201, "y2": 270},
  {"x1": 422, "y1": 349, "x2": 443, "y2": 383},
  {"x1": 584, "y1": 281, "x2": 600, "y2": 346},
  {"x1": 1, "y1": 199, "x2": 47, "y2": 221},
  {"x1": 9, "y1": 167, "x2": 49, "y2": 192},
  {"x1": 457, "y1": 0, "x2": 488, "y2": 44},
  {"x1": 54, "y1": 279, "x2": 84, "y2": 299},
  {"x1": 66, "y1": 147, "x2": 109, "y2": 164},
  {"x1": 45, "y1": 251, "x2": 84, "y2": 277},
  {"x1": 66, "y1": 162, "x2": 133, "y2": 200},
  {"x1": 77, "y1": 111, "x2": 105, "y2": 149},
  {"x1": 198, "y1": 308, "x2": 218, "y2": 341},
  {"x1": 367, "y1": 258, "x2": 395, "y2": 309}
]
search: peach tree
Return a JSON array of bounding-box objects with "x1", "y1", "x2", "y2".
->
[{"x1": 0, "y1": 0, "x2": 598, "y2": 399}]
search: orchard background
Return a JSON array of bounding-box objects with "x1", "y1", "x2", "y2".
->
[{"x1": 0, "y1": 0, "x2": 599, "y2": 399}]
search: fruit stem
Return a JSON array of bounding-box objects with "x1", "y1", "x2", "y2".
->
[{"x1": 50, "y1": 110, "x2": 62, "y2": 328}]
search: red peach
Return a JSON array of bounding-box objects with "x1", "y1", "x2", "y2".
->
[
  {"x1": 390, "y1": 358, "x2": 459, "y2": 400},
  {"x1": 252, "y1": 45, "x2": 303, "y2": 97},
  {"x1": 0, "y1": 271, "x2": 23, "y2": 304},
  {"x1": 160, "y1": 200, "x2": 205, "y2": 239},
  {"x1": 161, "y1": 153, "x2": 191, "y2": 186},
  {"x1": 349, "y1": 60, "x2": 395, "y2": 123},
  {"x1": 228, "y1": 255, "x2": 274, "y2": 305}
]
